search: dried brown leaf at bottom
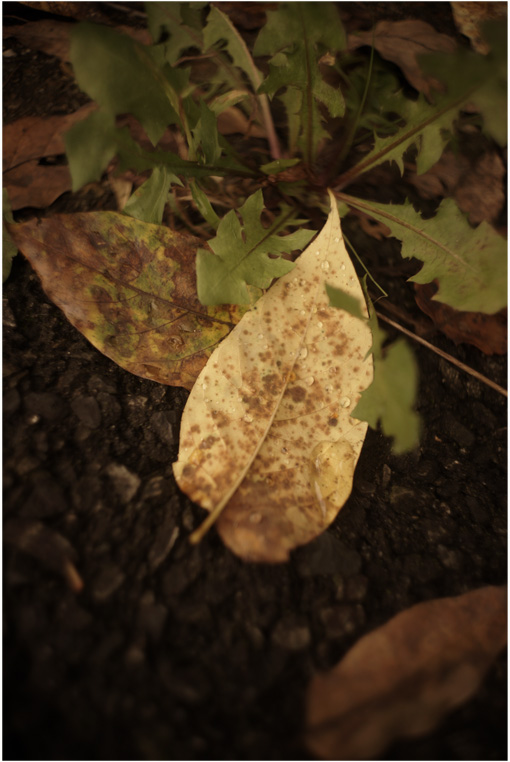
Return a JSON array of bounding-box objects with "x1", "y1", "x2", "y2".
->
[
  {"x1": 4, "y1": 161, "x2": 72, "y2": 210},
  {"x1": 348, "y1": 20, "x2": 456, "y2": 96},
  {"x1": 414, "y1": 281, "x2": 507, "y2": 355},
  {"x1": 306, "y1": 585, "x2": 507, "y2": 760}
]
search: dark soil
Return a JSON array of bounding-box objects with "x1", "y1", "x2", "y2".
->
[{"x1": 3, "y1": 3, "x2": 507, "y2": 761}]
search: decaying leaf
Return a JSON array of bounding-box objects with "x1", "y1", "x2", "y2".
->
[
  {"x1": 173, "y1": 191, "x2": 373, "y2": 562},
  {"x1": 8, "y1": 212, "x2": 249, "y2": 390},
  {"x1": 348, "y1": 20, "x2": 456, "y2": 96},
  {"x1": 409, "y1": 148, "x2": 506, "y2": 225},
  {"x1": 451, "y1": 1, "x2": 507, "y2": 54},
  {"x1": 415, "y1": 281, "x2": 507, "y2": 355},
  {"x1": 306, "y1": 585, "x2": 507, "y2": 760}
]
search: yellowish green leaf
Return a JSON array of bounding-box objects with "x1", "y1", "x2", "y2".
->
[{"x1": 8, "y1": 212, "x2": 249, "y2": 390}]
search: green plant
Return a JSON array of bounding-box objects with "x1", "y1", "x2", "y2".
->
[{"x1": 12, "y1": 3, "x2": 509, "y2": 454}]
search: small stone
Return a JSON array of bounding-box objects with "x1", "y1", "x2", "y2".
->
[
  {"x1": 150, "y1": 411, "x2": 175, "y2": 445},
  {"x1": 443, "y1": 413, "x2": 475, "y2": 449},
  {"x1": 25, "y1": 391, "x2": 66, "y2": 421},
  {"x1": 92, "y1": 563, "x2": 125, "y2": 601},
  {"x1": 106, "y1": 463, "x2": 141, "y2": 503},
  {"x1": 4, "y1": 388, "x2": 20, "y2": 415},
  {"x1": 381, "y1": 464, "x2": 392, "y2": 489},
  {"x1": 271, "y1": 617, "x2": 311, "y2": 651},
  {"x1": 148, "y1": 518, "x2": 180, "y2": 570},
  {"x1": 437, "y1": 544, "x2": 462, "y2": 570},
  {"x1": 320, "y1": 604, "x2": 365, "y2": 639},
  {"x1": 345, "y1": 574, "x2": 368, "y2": 602},
  {"x1": 71, "y1": 395, "x2": 102, "y2": 428}
]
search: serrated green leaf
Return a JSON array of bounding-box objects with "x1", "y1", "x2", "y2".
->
[
  {"x1": 65, "y1": 109, "x2": 117, "y2": 190},
  {"x1": 353, "y1": 336, "x2": 420, "y2": 454},
  {"x1": 190, "y1": 181, "x2": 220, "y2": 228},
  {"x1": 254, "y1": 2, "x2": 346, "y2": 57},
  {"x1": 339, "y1": 194, "x2": 507, "y2": 314},
  {"x1": 145, "y1": 2, "x2": 205, "y2": 62},
  {"x1": 123, "y1": 166, "x2": 180, "y2": 224},
  {"x1": 196, "y1": 190, "x2": 315, "y2": 305},
  {"x1": 256, "y1": 4, "x2": 345, "y2": 162},
  {"x1": 204, "y1": 5, "x2": 262, "y2": 92},
  {"x1": 191, "y1": 100, "x2": 223, "y2": 165},
  {"x1": 340, "y1": 22, "x2": 507, "y2": 187},
  {"x1": 70, "y1": 23, "x2": 178, "y2": 145}
]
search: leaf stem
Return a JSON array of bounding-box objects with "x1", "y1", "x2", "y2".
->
[{"x1": 342, "y1": 230, "x2": 388, "y2": 298}]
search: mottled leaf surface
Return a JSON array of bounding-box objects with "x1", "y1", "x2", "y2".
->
[
  {"x1": 306, "y1": 585, "x2": 507, "y2": 760},
  {"x1": 8, "y1": 212, "x2": 248, "y2": 389},
  {"x1": 173, "y1": 192, "x2": 373, "y2": 561}
]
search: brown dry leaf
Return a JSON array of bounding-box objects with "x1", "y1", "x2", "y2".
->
[
  {"x1": 8, "y1": 212, "x2": 249, "y2": 389},
  {"x1": 217, "y1": 107, "x2": 266, "y2": 137},
  {"x1": 3, "y1": 104, "x2": 96, "y2": 171},
  {"x1": 409, "y1": 149, "x2": 505, "y2": 225},
  {"x1": 451, "y1": 1, "x2": 507, "y2": 53},
  {"x1": 306, "y1": 585, "x2": 507, "y2": 760},
  {"x1": 348, "y1": 20, "x2": 456, "y2": 96},
  {"x1": 4, "y1": 161, "x2": 71, "y2": 210},
  {"x1": 173, "y1": 191, "x2": 373, "y2": 562},
  {"x1": 415, "y1": 281, "x2": 507, "y2": 354}
]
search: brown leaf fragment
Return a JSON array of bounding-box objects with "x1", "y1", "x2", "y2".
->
[
  {"x1": 348, "y1": 20, "x2": 456, "y2": 96},
  {"x1": 415, "y1": 281, "x2": 507, "y2": 355},
  {"x1": 4, "y1": 161, "x2": 71, "y2": 210},
  {"x1": 306, "y1": 585, "x2": 507, "y2": 760},
  {"x1": 4, "y1": 518, "x2": 83, "y2": 592},
  {"x1": 8, "y1": 212, "x2": 248, "y2": 389},
  {"x1": 408, "y1": 149, "x2": 505, "y2": 225},
  {"x1": 3, "y1": 104, "x2": 97, "y2": 171},
  {"x1": 4, "y1": 20, "x2": 74, "y2": 61},
  {"x1": 451, "y1": 1, "x2": 507, "y2": 53}
]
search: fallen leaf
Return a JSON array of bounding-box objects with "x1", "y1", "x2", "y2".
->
[
  {"x1": 8, "y1": 212, "x2": 249, "y2": 390},
  {"x1": 3, "y1": 104, "x2": 97, "y2": 171},
  {"x1": 3, "y1": 161, "x2": 71, "y2": 210},
  {"x1": 306, "y1": 585, "x2": 507, "y2": 760},
  {"x1": 348, "y1": 20, "x2": 457, "y2": 96},
  {"x1": 451, "y1": 1, "x2": 507, "y2": 53},
  {"x1": 173, "y1": 191, "x2": 373, "y2": 562},
  {"x1": 408, "y1": 149, "x2": 505, "y2": 225},
  {"x1": 415, "y1": 281, "x2": 507, "y2": 355},
  {"x1": 216, "y1": 106, "x2": 266, "y2": 137}
]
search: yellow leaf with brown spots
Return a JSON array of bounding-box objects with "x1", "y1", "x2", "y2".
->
[
  {"x1": 173, "y1": 191, "x2": 373, "y2": 562},
  {"x1": 8, "y1": 212, "x2": 249, "y2": 389}
]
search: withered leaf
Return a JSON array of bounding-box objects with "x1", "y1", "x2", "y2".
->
[
  {"x1": 348, "y1": 20, "x2": 456, "y2": 96},
  {"x1": 8, "y1": 212, "x2": 248, "y2": 389},
  {"x1": 415, "y1": 281, "x2": 507, "y2": 355},
  {"x1": 173, "y1": 192, "x2": 373, "y2": 562},
  {"x1": 4, "y1": 161, "x2": 71, "y2": 211},
  {"x1": 3, "y1": 105, "x2": 97, "y2": 171},
  {"x1": 306, "y1": 585, "x2": 507, "y2": 760}
]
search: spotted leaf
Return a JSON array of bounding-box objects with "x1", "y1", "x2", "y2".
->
[{"x1": 173, "y1": 191, "x2": 373, "y2": 561}]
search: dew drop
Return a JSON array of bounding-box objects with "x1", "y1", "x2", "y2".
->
[
  {"x1": 202, "y1": 383, "x2": 207, "y2": 390},
  {"x1": 299, "y1": 279, "x2": 306, "y2": 286},
  {"x1": 299, "y1": 347, "x2": 308, "y2": 360},
  {"x1": 243, "y1": 413, "x2": 254, "y2": 423},
  {"x1": 300, "y1": 309, "x2": 306, "y2": 316},
  {"x1": 257, "y1": 333, "x2": 264, "y2": 340},
  {"x1": 305, "y1": 375, "x2": 315, "y2": 386},
  {"x1": 315, "y1": 250, "x2": 321, "y2": 257},
  {"x1": 341, "y1": 396, "x2": 351, "y2": 408},
  {"x1": 340, "y1": 264, "x2": 346, "y2": 271},
  {"x1": 317, "y1": 321, "x2": 323, "y2": 328},
  {"x1": 312, "y1": 306, "x2": 318, "y2": 314},
  {"x1": 281, "y1": 446, "x2": 288, "y2": 454},
  {"x1": 249, "y1": 512, "x2": 262, "y2": 524},
  {"x1": 321, "y1": 260, "x2": 330, "y2": 271},
  {"x1": 334, "y1": 236, "x2": 340, "y2": 243},
  {"x1": 325, "y1": 384, "x2": 332, "y2": 393}
]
